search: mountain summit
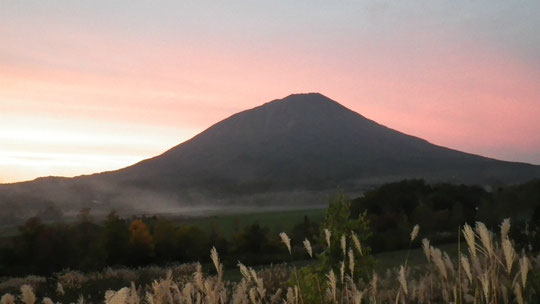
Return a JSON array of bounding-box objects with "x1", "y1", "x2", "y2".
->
[
  {"x1": 2, "y1": 93, "x2": 540, "y2": 215},
  {"x1": 109, "y1": 92, "x2": 538, "y2": 191}
]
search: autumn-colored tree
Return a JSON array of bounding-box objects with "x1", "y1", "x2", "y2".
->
[{"x1": 129, "y1": 219, "x2": 154, "y2": 265}]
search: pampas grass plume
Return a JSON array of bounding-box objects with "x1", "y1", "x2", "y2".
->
[
  {"x1": 0, "y1": 294, "x2": 15, "y2": 304},
  {"x1": 348, "y1": 249, "x2": 355, "y2": 278},
  {"x1": 410, "y1": 225, "x2": 419, "y2": 242},
  {"x1": 351, "y1": 231, "x2": 362, "y2": 256},
  {"x1": 326, "y1": 270, "x2": 337, "y2": 303},
  {"x1": 422, "y1": 238, "x2": 431, "y2": 263},
  {"x1": 500, "y1": 218, "x2": 511, "y2": 240},
  {"x1": 20, "y1": 285, "x2": 36, "y2": 304},
  {"x1": 520, "y1": 256, "x2": 529, "y2": 288},
  {"x1": 279, "y1": 232, "x2": 292, "y2": 254},
  {"x1": 210, "y1": 246, "x2": 221, "y2": 274},
  {"x1": 42, "y1": 298, "x2": 54, "y2": 304},
  {"x1": 303, "y1": 238, "x2": 313, "y2": 258},
  {"x1": 324, "y1": 229, "x2": 332, "y2": 248},
  {"x1": 476, "y1": 222, "x2": 494, "y2": 256},
  {"x1": 398, "y1": 265, "x2": 408, "y2": 296},
  {"x1": 340, "y1": 235, "x2": 347, "y2": 257},
  {"x1": 460, "y1": 254, "x2": 472, "y2": 283},
  {"x1": 502, "y1": 238, "x2": 516, "y2": 274}
]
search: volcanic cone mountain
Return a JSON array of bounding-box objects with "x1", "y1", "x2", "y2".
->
[
  {"x1": 2, "y1": 93, "x2": 540, "y2": 216},
  {"x1": 109, "y1": 93, "x2": 539, "y2": 190}
]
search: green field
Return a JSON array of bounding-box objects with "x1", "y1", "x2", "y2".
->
[
  {"x1": 373, "y1": 242, "x2": 458, "y2": 272},
  {"x1": 170, "y1": 207, "x2": 326, "y2": 238}
]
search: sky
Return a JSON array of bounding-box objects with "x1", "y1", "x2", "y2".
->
[{"x1": 1, "y1": 1, "x2": 539, "y2": 183}]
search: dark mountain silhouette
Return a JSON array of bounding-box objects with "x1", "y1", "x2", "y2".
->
[{"x1": 2, "y1": 93, "x2": 540, "y2": 217}]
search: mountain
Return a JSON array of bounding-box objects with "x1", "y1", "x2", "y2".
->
[{"x1": 2, "y1": 93, "x2": 540, "y2": 218}]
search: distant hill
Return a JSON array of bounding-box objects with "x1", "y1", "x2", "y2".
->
[{"x1": 2, "y1": 93, "x2": 540, "y2": 219}]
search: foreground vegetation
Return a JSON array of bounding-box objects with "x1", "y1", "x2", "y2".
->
[
  {"x1": 1, "y1": 179, "x2": 540, "y2": 302},
  {"x1": 1, "y1": 217, "x2": 539, "y2": 303}
]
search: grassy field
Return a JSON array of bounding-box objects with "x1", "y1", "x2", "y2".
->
[
  {"x1": 0, "y1": 207, "x2": 327, "y2": 239},
  {"x1": 373, "y1": 242, "x2": 457, "y2": 272},
  {"x1": 169, "y1": 207, "x2": 326, "y2": 238}
]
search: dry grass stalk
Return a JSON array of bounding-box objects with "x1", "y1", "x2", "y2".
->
[
  {"x1": 443, "y1": 252, "x2": 455, "y2": 277},
  {"x1": 421, "y1": 238, "x2": 431, "y2": 263},
  {"x1": 0, "y1": 294, "x2": 15, "y2": 304},
  {"x1": 348, "y1": 249, "x2": 355, "y2": 279},
  {"x1": 56, "y1": 282, "x2": 65, "y2": 296},
  {"x1": 210, "y1": 247, "x2": 221, "y2": 275},
  {"x1": 238, "y1": 262, "x2": 251, "y2": 282},
  {"x1": 279, "y1": 232, "x2": 292, "y2": 255},
  {"x1": 398, "y1": 265, "x2": 407, "y2": 296},
  {"x1": 500, "y1": 218, "x2": 511, "y2": 241},
  {"x1": 351, "y1": 231, "x2": 363, "y2": 256},
  {"x1": 324, "y1": 229, "x2": 332, "y2": 248},
  {"x1": 462, "y1": 224, "x2": 477, "y2": 258},
  {"x1": 326, "y1": 269, "x2": 337, "y2": 303},
  {"x1": 303, "y1": 239, "x2": 313, "y2": 258},
  {"x1": 340, "y1": 261, "x2": 345, "y2": 283},
  {"x1": 479, "y1": 271, "x2": 490, "y2": 302},
  {"x1": 430, "y1": 247, "x2": 447, "y2": 280},
  {"x1": 460, "y1": 254, "x2": 472, "y2": 283},
  {"x1": 42, "y1": 298, "x2": 54, "y2": 304},
  {"x1": 476, "y1": 222, "x2": 494, "y2": 257},
  {"x1": 519, "y1": 256, "x2": 529, "y2": 288},
  {"x1": 370, "y1": 272, "x2": 378, "y2": 300},
  {"x1": 410, "y1": 225, "x2": 419, "y2": 242},
  {"x1": 353, "y1": 289, "x2": 364, "y2": 304},
  {"x1": 341, "y1": 235, "x2": 347, "y2": 257},
  {"x1": 501, "y1": 238, "x2": 516, "y2": 274},
  {"x1": 514, "y1": 283, "x2": 524, "y2": 304},
  {"x1": 194, "y1": 263, "x2": 204, "y2": 291},
  {"x1": 20, "y1": 285, "x2": 36, "y2": 304},
  {"x1": 105, "y1": 287, "x2": 130, "y2": 304},
  {"x1": 285, "y1": 287, "x2": 294, "y2": 304}
]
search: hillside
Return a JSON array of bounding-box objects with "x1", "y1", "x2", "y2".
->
[{"x1": 1, "y1": 93, "x2": 540, "y2": 218}]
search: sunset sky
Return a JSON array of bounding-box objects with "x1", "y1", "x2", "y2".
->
[{"x1": 1, "y1": 1, "x2": 539, "y2": 183}]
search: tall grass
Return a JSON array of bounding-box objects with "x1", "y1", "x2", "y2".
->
[{"x1": 1, "y1": 220, "x2": 538, "y2": 303}]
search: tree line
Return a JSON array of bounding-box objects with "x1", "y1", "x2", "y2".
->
[
  {"x1": 0, "y1": 209, "x2": 319, "y2": 276},
  {"x1": 1, "y1": 178, "x2": 539, "y2": 277},
  {"x1": 350, "y1": 179, "x2": 540, "y2": 252}
]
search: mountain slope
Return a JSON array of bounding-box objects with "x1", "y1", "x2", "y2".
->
[
  {"x1": 2, "y1": 93, "x2": 540, "y2": 216},
  {"x1": 104, "y1": 93, "x2": 539, "y2": 191}
]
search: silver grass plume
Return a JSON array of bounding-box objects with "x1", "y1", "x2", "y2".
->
[
  {"x1": 501, "y1": 238, "x2": 516, "y2": 274},
  {"x1": 279, "y1": 232, "x2": 292, "y2": 254},
  {"x1": 20, "y1": 285, "x2": 36, "y2": 304},
  {"x1": 340, "y1": 235, "x2": 347, "y2": 257},
  {"x1": 0, "y1": 294, "x2": 15, "y2": 304},
  {"x1": 500, "y1": 218, "x2": 511, "y2": 241},
  {"x1": 520, "y1": 256, "x2": 529, "y2": 288},
  {"x1": 348, "y1": 248, "x2": 355, "y2": 278},
  {"x1": 462, "y1": 224, "x2": 476, "y2": 258},
  {"x1": 324, "y1": 229, "x2": 332, "y2": 248},
  {"x1": 460, "y1": 254, "x2": 472, "y2": 283},
  {"x1": 303, "y1": 238, "x2": 313, "y2": 258},
  {"x1": 326, "y1": 269, "x2": 337, "y2": 302},
  {"x1": 422, "y1": 238, "x2": 431, "y2": 263},
  {"x1": 351, "y1": 231, "x2": 363, "y2": 256},
  {"x1": 410, "y1": 225, "x2": 419, "y2": 242},
  {"x1": 476, "y1": 222, "x2": 494, "y2": 256},
  {"x1": 210, "y1": 247, "x2": 221, "y2": 274},
  {"x1": 398, "y1": 265, "x2": 408, "y2": 296}
]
